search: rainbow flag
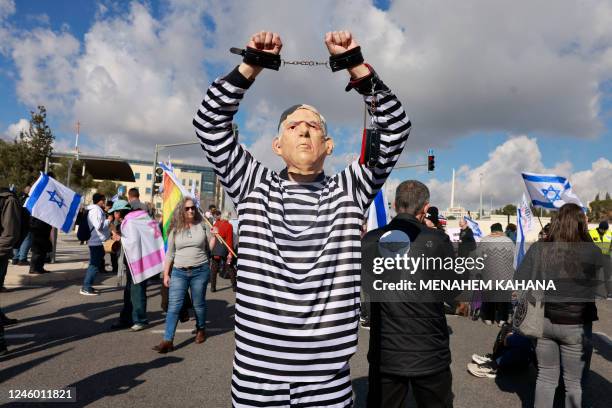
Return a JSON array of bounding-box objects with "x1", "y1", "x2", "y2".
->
[{"x1": 159, "y1": 162, "x2": 188, "y2": 245}]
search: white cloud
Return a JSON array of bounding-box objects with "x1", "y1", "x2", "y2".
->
[
  {"x1": 418, "y1": 136, "x2": 610, "y2": 211},
  {"x1": 203, "y1": 0, "x2": 612, "y2": 154},
  {"x1": 11, "y1": 28, "x2": 80, "y2": 112},
  {"x1": 0, "y1": 0, "x2": 15, "y2": 55},
  {"x1": 571, "y1": 158, "x2": 612, "y2": 203},
  {"x1": 0, "y1": 0, "x2": 14, "y2": 20},
  {"x1": 3, "y1": 117, "x2": 28, "y2": 139},
  {"x1": 3, "y1": 0, "x2": 612, "y2": 164},
  {"x1": 26, "y1": 13, "x2": 50, "y2": 25}
]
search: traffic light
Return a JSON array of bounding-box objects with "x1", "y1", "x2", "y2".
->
[
  {"x1": 152, "y1": 167, "x2": 163, "y2": 195},
  {"x1": 427, "y1": 149, "x2": 435, "y2": 172}
]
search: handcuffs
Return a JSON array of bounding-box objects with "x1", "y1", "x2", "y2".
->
[{"x1": 230, "y1": 45, "x2": 383, "y2": 168}]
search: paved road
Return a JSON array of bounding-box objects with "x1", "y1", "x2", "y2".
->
[{"x1": 1, "y1": 236, "x2": 610, "y2": 407}]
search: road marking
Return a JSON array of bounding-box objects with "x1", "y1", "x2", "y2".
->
[
  {"x1": 5, "y1": 334, "x2": 36, "y2": 339},
  {"x1": 593, "y1": 331, "x2": 612, "y2": 347}
]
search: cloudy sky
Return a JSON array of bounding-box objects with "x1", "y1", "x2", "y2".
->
[{"x1": 0, "y1": 0, "x2": 610, "y2": 210}]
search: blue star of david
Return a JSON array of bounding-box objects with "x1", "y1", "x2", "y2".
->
[
  {"x1": 47, "y1": 190, "x2": 65, "y2": 208},
  {"x1": 541, "y1": 185, "x2": 561, "y2": 203}
]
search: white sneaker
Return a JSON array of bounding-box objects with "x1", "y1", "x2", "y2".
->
[
  {"x1": 484, "y1": 320, "x2": 493, "y2": 325},
  {"x1": 467, "y1": 362, "x2": 497, "y2": 378},
  {"x1": 130, "y1": 324, "x2": 147, "y2": 332},
  {"x1": 79, "y1": 288, "x2": 99, "y2": 296},
  {"x1": 471, "y1": 353, "x2": 493, "y2": 365}
]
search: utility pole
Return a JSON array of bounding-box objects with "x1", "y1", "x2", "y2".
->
[
  {"x1": 65, "y1": 121, "x2": 80, "y2": 189},
  {"x1": 479, "y1": 173, "x2": 483, "y2": 219}
]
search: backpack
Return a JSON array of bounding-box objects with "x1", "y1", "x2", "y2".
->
[{"x1": 76, "y1": 209, "x2": 92, "y2": 242}]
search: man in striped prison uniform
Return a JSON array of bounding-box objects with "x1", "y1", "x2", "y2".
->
[{"x1": 193, "y1": 31, "x2": 411, "y2": 407}]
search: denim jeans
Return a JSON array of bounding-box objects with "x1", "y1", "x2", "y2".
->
[
  {"x1": 119, "y1": 272, "x2": 148, "y2": 325},
  {"x1": 82, "y1": 246, "x2": 105, "y2": 291},
  {"x1": 163, "y1": 263, "x2": 210, "y2": 341},
  {"x1": 12, "y1": 232, "x2": 32, "y2": 262},
  {"x1": 534, "y1": 318, "x2": 592, "y2": 408}
]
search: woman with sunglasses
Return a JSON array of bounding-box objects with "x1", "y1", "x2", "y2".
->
[{"x1": 153, "y1": 197, "x2": 212, "y2": 353}]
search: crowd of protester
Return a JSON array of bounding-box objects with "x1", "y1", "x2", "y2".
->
[{"x1": 1, "y1": 27, "x2": 610, "y2": 407}]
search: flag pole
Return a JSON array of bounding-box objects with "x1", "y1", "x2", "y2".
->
[
  {"x1": 536, "y1": 207, "x2": 544, "y2": 229},
  {"x1": 201, "y1": 212, "x2": 237, "y2": 258}
]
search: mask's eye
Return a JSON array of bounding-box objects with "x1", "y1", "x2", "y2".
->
[{"x1": 307, "y1": 121, "x2": 321, "y2": 130}]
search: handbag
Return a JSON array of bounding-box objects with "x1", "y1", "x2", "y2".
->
[
  {"x1": 512, "y1": 290, "x2": 544, "y2": 338},
  {"x1": 512, "y1": 243, "x2": 545, "y2": 338}
]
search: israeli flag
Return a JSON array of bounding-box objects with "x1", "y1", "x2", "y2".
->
[
  {"x1": 24, "y1": 172, "x2": 82, "y2": 233},
  {"x1": 514, "y1": 194, "x2": 532, "y2": 269},
  {"x1": 367, "y1": 190, "x2": 390, "y2": 231},
  {"x1": 463, "y1": 216, "x2": 483, "y2": 238},
  {"x1": 189, "y1": 182, "x2": 201, "y2": 210},
  {"x1": 522, "y1": 172, "x2": 584, "y2": 210}
]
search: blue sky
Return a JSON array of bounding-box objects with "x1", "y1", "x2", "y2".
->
[{"x1": 1, "y1": 0, "x2": 610, "y2": 209}]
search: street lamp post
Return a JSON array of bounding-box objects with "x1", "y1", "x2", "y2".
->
[
  {"x1": 479, "y1": 173, "x2": 483, "y2": 219},
  {"x1": 151, "y1": 141, "x2": 202, "y2": 202}
]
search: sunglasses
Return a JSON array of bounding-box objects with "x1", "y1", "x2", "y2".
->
[{"x1": 184, "y1": 206, "x2": 196, "y2": 212}]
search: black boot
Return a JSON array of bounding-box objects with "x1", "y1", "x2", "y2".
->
[
  {"x1": 210, "y1": 260, "x2": 218, "y2": 292},
  {"x1": 229, "y1": 265, "x2": 237, "y2": 292}
]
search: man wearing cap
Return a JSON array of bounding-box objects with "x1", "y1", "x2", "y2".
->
[
  {"x1": 193, "y1": 30, "x2": 411, "y2": 406},
  {"x1": 108, "y1": 200, "x2": 149, "y2": 331},
  {"x1": 80, "y1": 193, "x2": 110, "y2": 296},
  {"x1": 589, "y1": 221, "x2": 612, "y2": 297}
]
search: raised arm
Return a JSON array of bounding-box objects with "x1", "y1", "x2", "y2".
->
[
  {"x1": 192, "y1": 32, "x2": 282, "y2": 206},
  {"x1": 327, "y1": 31, "x2": 411, "y2": 210}
]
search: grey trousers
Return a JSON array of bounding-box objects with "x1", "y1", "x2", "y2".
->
[{"x1": 534, "y1": 318, "x2": 592, "y2": 408}]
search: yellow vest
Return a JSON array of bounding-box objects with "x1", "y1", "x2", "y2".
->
[{"x1": 589, "y1": 228, "x2": 612, "y2": 255}]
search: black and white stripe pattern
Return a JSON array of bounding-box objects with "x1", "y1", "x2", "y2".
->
[
  {"x1": 231, "y1": 365, "x2": 353, "y2": 407},
  {"x1": 193, "y1": 67, "x2": 410, "y2": 384}
]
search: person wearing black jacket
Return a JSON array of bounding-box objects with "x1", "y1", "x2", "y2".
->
[
  {"x1": 1, "y1": 186, "x2": 22, "y2": 355},
  {"x1": 363, "y1": 180, "x2": 456, "y2": 408},
  {"x1": 12, "y1": 185, "x2": 31, "y2": 266},
  {"x1": 515, "y1": 203, "x2": 603, "y2": 408},
  {"x1": 458, "y1": 218, "x2": 476, "y2": 257}
]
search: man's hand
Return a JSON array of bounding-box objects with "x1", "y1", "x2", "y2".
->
[
  {"x1": 239, "y1": 31, "x2": 282, "y2": 81},
  {"x1": 325, "y1": 31, "x2": 369, "y2": 79},
  {"x1": 248, "y1": 31, "x2": 282, "y2": 54},
  {"x1": 324, "y1": 30, "x2": 358, "y2": 55}
]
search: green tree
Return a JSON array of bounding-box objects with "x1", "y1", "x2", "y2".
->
[
  {"x1": 18, "y1": 105, "x2": 55, "y2": 179},
  {"x1": 95, "y1": 180, "x2": 119, "y2": 199},
  {"x1": 0, "y1": 106, "x2": 54, "y2": 189},
  {"x1": 588, "y1": 193, "x2": 612, "y2": 222},
  {"x1": 53, "y1": 157, "x2": 96, "y2": 195},
  {"x1": 501, "y1": 204, "x2": 517, "y2": 216}
]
